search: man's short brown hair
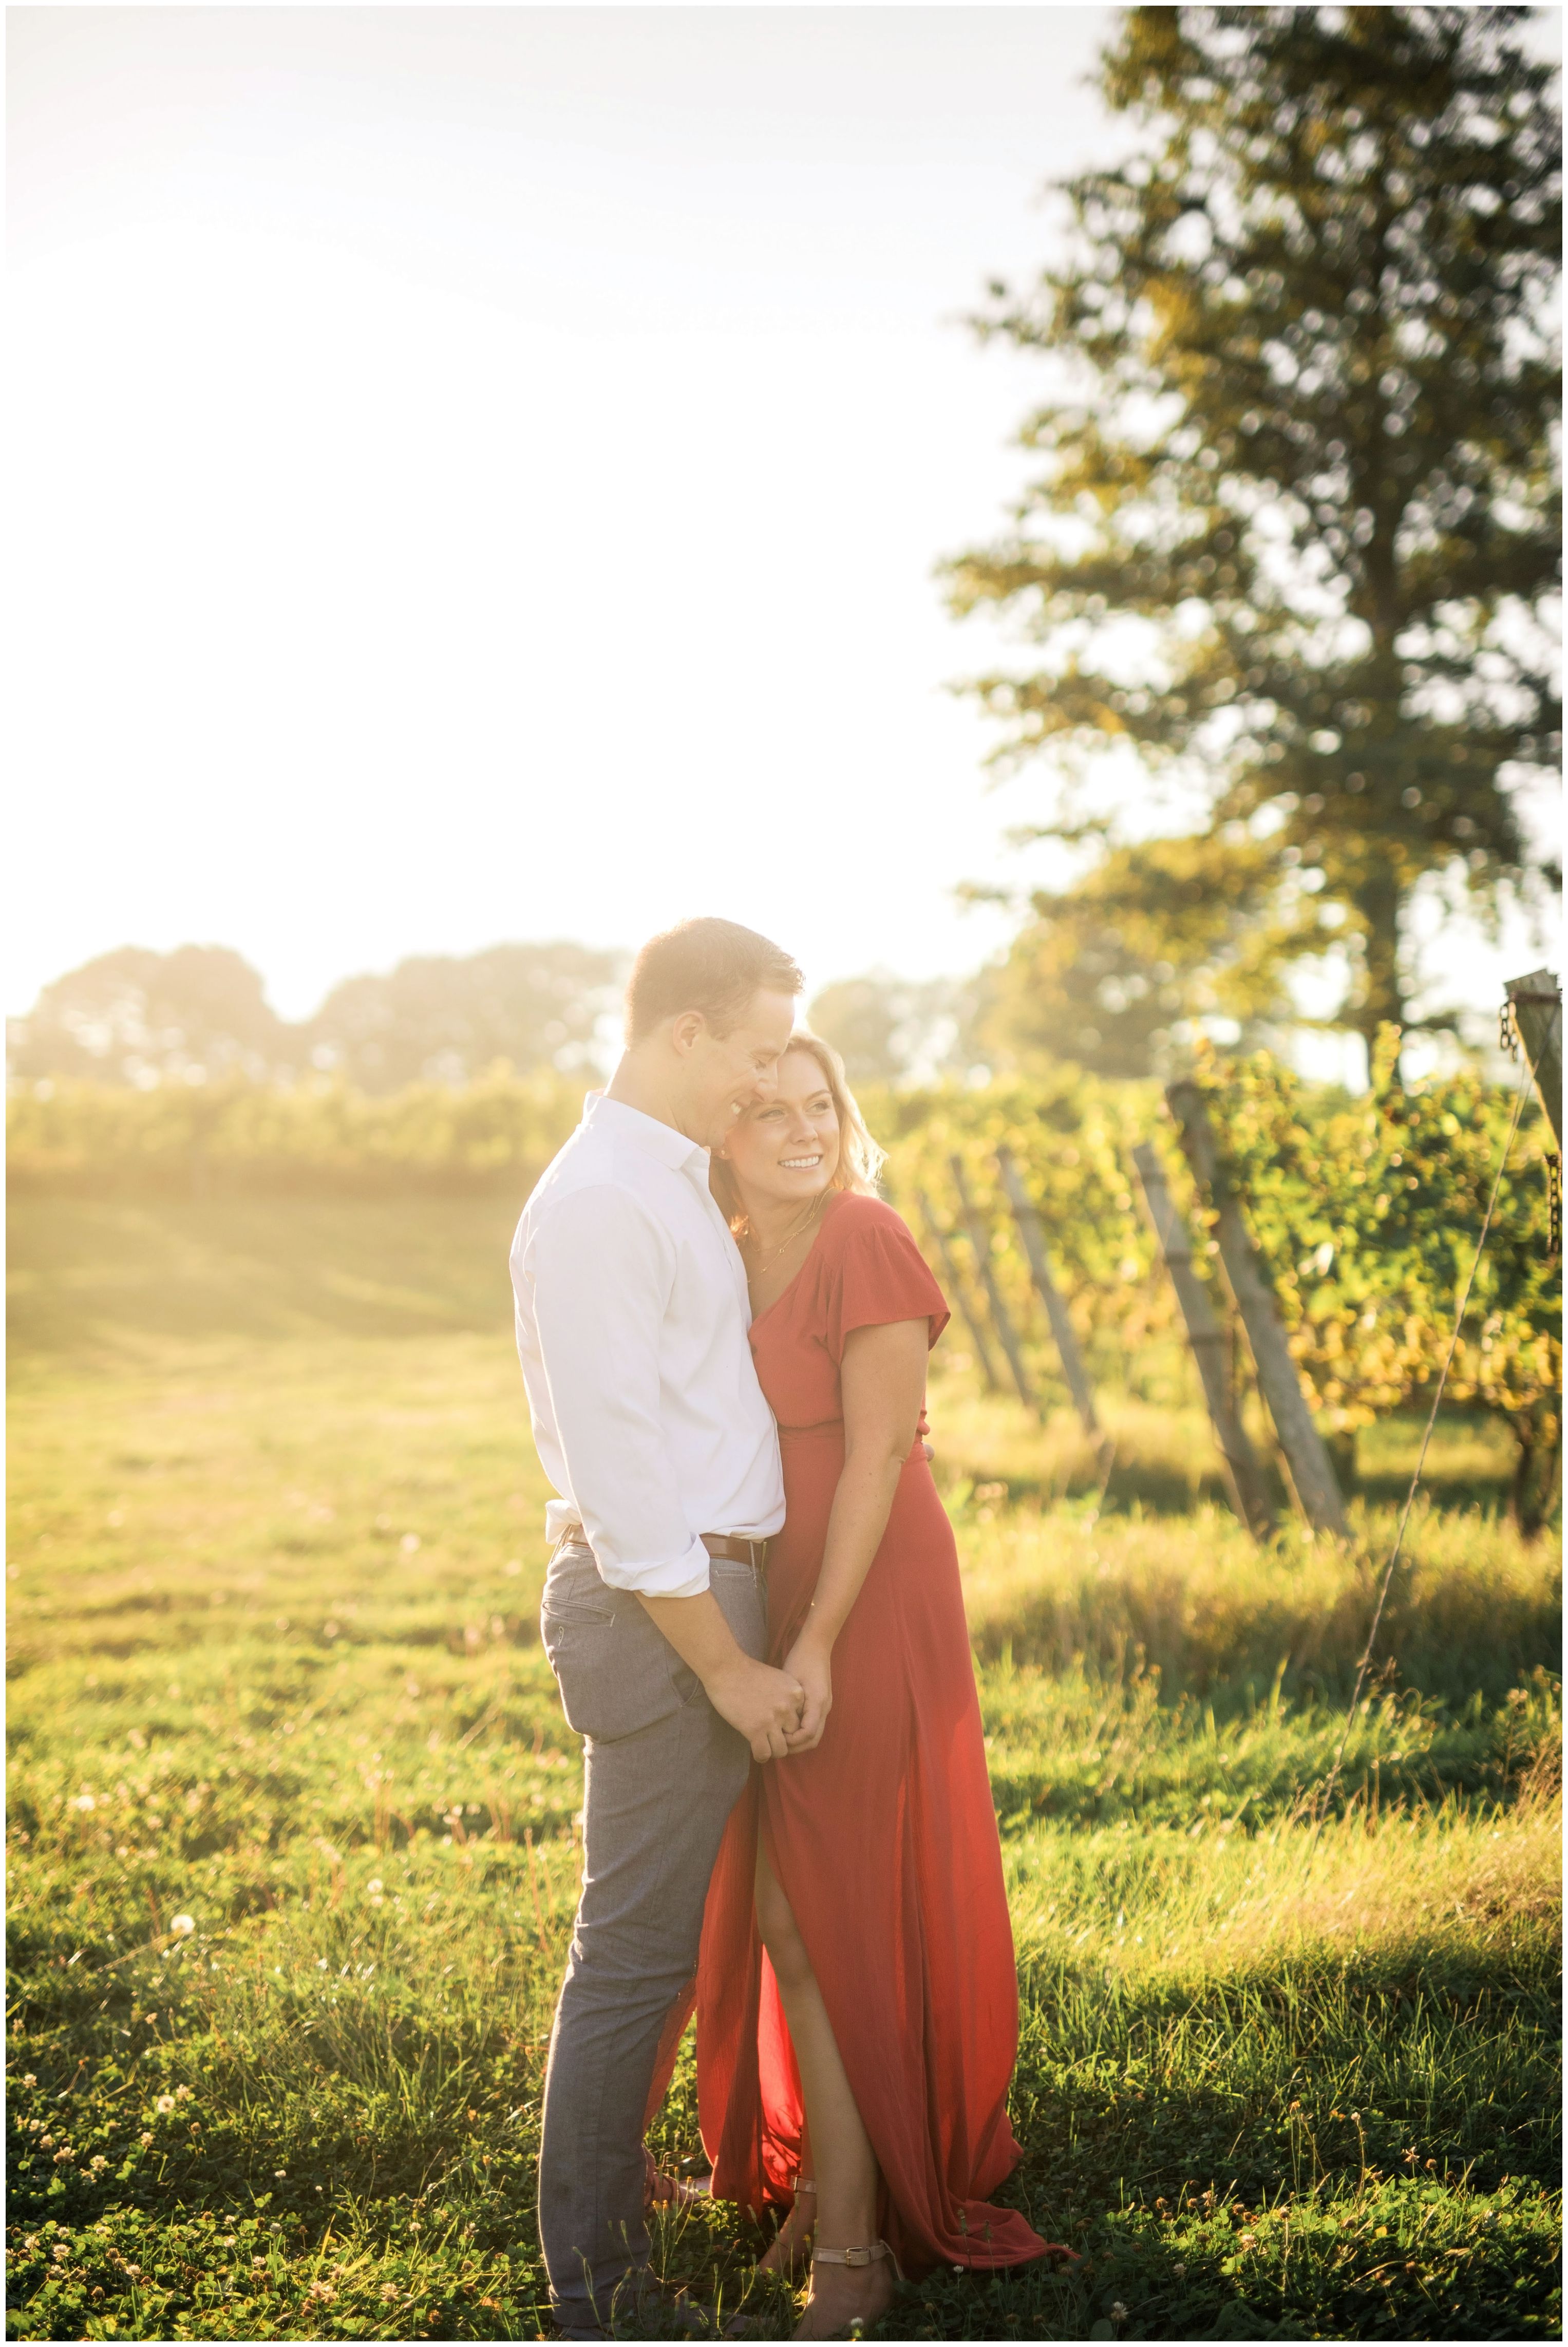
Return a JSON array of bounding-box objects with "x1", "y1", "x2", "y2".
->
[{"x1": 625, "y1": 918, "x2": 803, "y2": 1042}]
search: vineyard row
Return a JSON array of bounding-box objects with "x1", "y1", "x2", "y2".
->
[{"x1": 10, "y1": 1012, "x2": 1560, "y2": 1530}]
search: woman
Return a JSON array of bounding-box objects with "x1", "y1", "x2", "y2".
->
[{"x1": 694, "y1": 1034, "x2": 1059, "y2": 2339}]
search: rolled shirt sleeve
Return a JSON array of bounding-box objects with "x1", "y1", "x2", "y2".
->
[{"x1": 528, "y1": 1184, "x2": 712, "y2": 1598}]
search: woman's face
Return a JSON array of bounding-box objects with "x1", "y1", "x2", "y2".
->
[{"x1": 722, "y1": 1047, "x2": 842, "y2": 1211}]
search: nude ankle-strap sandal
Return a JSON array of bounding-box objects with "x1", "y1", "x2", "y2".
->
[
  {"x1": 810, "y1": 2241, "x2": 904, "y2": 2282},
  {"x1": 759, "y1": 2179, "x2": 815, "y2": 2276}
]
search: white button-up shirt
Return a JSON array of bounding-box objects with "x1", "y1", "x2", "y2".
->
[{"x1": 509, "y1": 1094, "x2": 785, "y2": 1599}]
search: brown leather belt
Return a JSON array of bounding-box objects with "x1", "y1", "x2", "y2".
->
[
  {"x1": 558, "y1": 1525, "x2": 769, "y2": 1569},
  {"x1": 700, "y1": 1533, "x2": 771, "y2": 1567}
]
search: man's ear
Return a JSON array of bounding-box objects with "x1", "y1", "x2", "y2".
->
[{"x1": 668, "y1": 1010, "x2": 706, "y2": 1058}]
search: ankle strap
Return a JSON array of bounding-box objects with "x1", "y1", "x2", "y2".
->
[
  {"x1": 795, "y1": 2176, "x2": 816, "y2": 2195},
  {"x1": 811, "y1": 2241, "x2": 892, "y2": 2269}
]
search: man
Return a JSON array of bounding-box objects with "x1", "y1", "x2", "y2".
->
[{"x1": 511, "y1": 916, "x2": 808, "y2": 2340}]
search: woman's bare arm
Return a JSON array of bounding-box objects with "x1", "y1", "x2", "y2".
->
[{"x1": 782, "y1": 1317, "x2": 928, "y2": 1752}]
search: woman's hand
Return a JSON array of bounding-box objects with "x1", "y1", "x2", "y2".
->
[
  {"x1": 777, "y1": 1324, "x2": 926, "y2": 1758},
  {"x1": 781, "y1": 1628, "x2": 833, "y2": 1753}
]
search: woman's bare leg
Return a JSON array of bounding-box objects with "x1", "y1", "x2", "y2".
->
[{"x1": 754, "y1": 1846, "x2": 896, "y2": 2338}]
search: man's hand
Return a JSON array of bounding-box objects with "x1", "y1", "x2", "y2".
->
[
  {"x1": 705, "y1": 1655, "x2": 807, "y2": 1762},
  {"x1": 636, "y1": 1588, "x2": 803, "y2": 1761},
  {"x1": 780, "y1": 1631, "x2": 833, "y2": 1753}
]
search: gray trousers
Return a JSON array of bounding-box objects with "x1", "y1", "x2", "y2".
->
[{"x1": 537, "y1": 1539, "x2": 766, "y2": 2337}]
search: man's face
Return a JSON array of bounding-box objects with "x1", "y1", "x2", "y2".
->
[{"x1": 685, "y1": 989, "x2": 798, "y2": 1148}]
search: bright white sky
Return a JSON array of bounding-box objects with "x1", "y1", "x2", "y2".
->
[{"x1": 7, "y1": 4, "x2": 1556, "y2": 1050}]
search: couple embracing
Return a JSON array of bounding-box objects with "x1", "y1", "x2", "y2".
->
[{"x1": 511, "y1": 919, "x2": 1059, "y2": 2341}]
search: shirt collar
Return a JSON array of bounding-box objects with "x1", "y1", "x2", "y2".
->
[{"x1": 582, "y1": 1091, "x2": 710, "y2": 1173}]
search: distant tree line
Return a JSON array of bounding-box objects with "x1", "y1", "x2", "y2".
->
[
  {"x1": 5, "y1": 943, "x2": 992, "y2": 1091},
  {"x1": 6, "y1": 942, "x2": 626, "y2": 1092},
  {"x1": 2, "y1": 903, "x2": 1536, "y2": 1096},
  {"x1": 6, "y1": 943, "x2": 1003, "y2": 1092}
]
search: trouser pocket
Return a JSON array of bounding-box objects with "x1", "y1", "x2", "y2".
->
[
  {"x1": 541, "y1": 1546, "x2": 768, "y2": 1742},
  {"x1": 540, "y1": 1546, "x2": 690, "y2": 1743}
]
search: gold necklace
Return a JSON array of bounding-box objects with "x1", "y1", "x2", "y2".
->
[{"x1": 748, "y1": 1193, "x2": 827, "y2": 1273}]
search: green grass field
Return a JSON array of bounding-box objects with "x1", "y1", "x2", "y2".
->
[{"x1": 7, "y1": 1198, "x2": 1561, "y2": 2341}]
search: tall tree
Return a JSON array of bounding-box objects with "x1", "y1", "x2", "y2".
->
[{"x1": 949, "y1": 6, "x2": 1560, "y2": 1045}]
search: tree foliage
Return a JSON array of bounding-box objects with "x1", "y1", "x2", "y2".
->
[
  {"x1": 6, "y1": 947, "x2": 289, "y2": 1087},
  {"x1": 808, "y1": 971, "x2": 986, "y2": 1084},
  {"x1": 950, "y1": 5, "x2": 1561, "y2": 1041},
  {"x1": 7, "y1": 941, "x2": 625, "y2": 1090},
  {"x1": 308, "y1": 943, "x2": 623, "y2": 1092},
  {"x1": 982, "y1": 831, "x2": 1336, "y2": 1077}
]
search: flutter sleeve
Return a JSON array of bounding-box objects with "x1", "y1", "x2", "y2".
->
[{"x1": 823, "y1": 1197, "x2": 952, "y2": 1362}]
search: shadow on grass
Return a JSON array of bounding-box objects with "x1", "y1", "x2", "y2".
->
[
  {"x1": 7, "y1": 1894, "x2": 1559, "y2": 2341},
  {"x1": 628, "y1": 1934, "x2": 1561, "y2": 2341},
  {"x1": 959, "y1": 1420, "x2": 1524, "y2": 1527}
]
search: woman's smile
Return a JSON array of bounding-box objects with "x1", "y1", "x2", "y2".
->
[{"x1": 721, "y1": 1042, "x2": 845, "y2": 1219}]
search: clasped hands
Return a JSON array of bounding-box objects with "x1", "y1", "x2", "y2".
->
[{"x1": 709, "y1": 1633, "x2": 833, "y2": 1762}]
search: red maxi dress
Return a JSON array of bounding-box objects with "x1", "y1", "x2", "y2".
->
[{"x1": 693, "y1": 1191, "x2": 1047, "y2": 2276}]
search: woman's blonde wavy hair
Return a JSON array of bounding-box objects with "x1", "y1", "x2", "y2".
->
[{"x1": 711, "y1": 1030, "x2": 885, "y2": 1230}]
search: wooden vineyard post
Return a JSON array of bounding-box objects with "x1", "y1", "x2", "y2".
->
[
  {"x1": 994, "y1": 1146, "x2": 1101, "y2": 1439},
  {"x1": 1131, "y1": 1143, "x2": 1276, "y2": 1539},
  {"x1": 947, "y1": 1157, "x2": 1038, "y2": 1414},
  {"x1": 1166, "y1": 1082, "x2": 1349, "y2": 1538},
  {"x1": 1504, "y1": 968, "x2": 1562, "y2": 1148},
  {"x1": 916, "y1": 1189, "x2": 1002, "y2": 1394}
]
